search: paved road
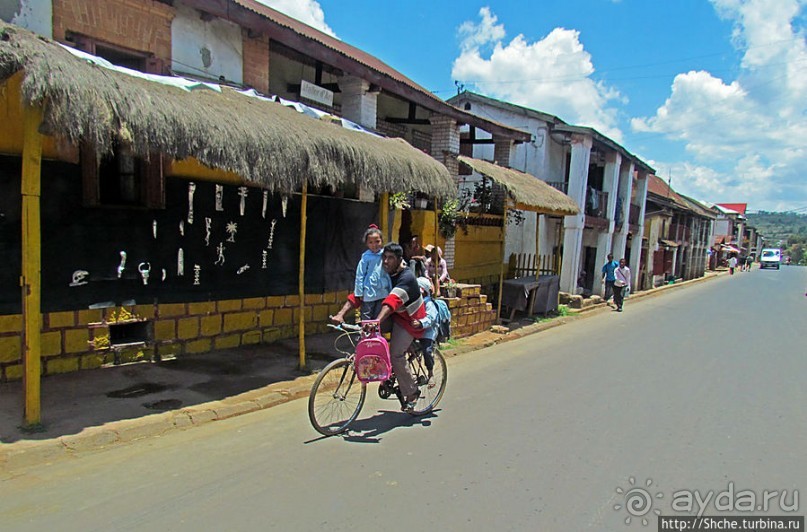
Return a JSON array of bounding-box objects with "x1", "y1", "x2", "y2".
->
[{"x1": 2, "y1": 267, "x2": 805, "y2": 531}]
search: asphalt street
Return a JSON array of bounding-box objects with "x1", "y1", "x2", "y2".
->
[{"x1": 2, "y1": 266, "x2": 805, "y2": 531}]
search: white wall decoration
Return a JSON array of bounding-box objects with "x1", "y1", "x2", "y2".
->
[
  {"x1": 187, "y1": 182, "x2": 196, "y2": 224},
  {"x1": 69, "y1": 270, "x2": 89, "y2": 287},
  {"x1": 215, "y1": 184, "x2": 224, "y2": 211},
  {"x1": 238, "y1": 186, "x2": 248, "y2": 216}
]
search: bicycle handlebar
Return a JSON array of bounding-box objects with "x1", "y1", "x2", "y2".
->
[{"x1": 327, "y1": 323, "x2": 361, "y2": 332}]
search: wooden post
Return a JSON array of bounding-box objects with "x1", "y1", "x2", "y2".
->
[
  {"x1": 298, "y1": 182, "x2": 308, "y2": 371},
  {"x1": 496, "y1": 202, "x2": 509, "y2": 323},
  {"x1": 380, "y1": 192, "x2": 389, "y2": 242},
  {"x1": 21, "y1": 104, "x2": 44, "y2": 427}
]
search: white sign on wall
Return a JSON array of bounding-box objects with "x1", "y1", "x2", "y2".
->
[{"x1": 300, "y1": 80, "x2": 334, "y2": 107}]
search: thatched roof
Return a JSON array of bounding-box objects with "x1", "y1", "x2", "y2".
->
[
  {"x1": 0, "y1": 21, "x2": 455, "y2": 197},
  {"x1": 457, "y1": 156, "x2": 579, "y2": 216}
]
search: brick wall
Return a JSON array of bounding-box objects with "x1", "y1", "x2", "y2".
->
[
  {"x1": 52, "y1": 0, "x2": 175, "y2": 61},
  {"x1": 242, "y1": 29, "x2": 270, "y2": 94},
  {"x1": 0, "y1": 292, "x2": 349, "y2": 382}
]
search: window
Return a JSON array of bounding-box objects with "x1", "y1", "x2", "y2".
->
[
  {"x1": 82, "y1": 142, "x2": 165, "y2": 209},
  {"x1": 67, "y1": 34, "x2": 166, "y2": 208}
]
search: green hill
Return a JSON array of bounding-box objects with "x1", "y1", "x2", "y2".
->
[{"x1": 746, "y1": 211, "x2": 807, "y2": 264}]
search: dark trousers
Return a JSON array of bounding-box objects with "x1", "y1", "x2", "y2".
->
[
  {"x1": 604, "y1": 280, "x2": 615, "y2": 301},
  {"x1": 613, "y1": 285, "x2": 625, "y2": 310}
]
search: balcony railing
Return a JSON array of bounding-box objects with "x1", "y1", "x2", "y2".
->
[{"x1": 585, "y1": 189, "x2": 608, "y2": 218}]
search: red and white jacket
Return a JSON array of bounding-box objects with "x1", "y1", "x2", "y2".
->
[{"x1": 347, "y1": 266, "x2": 426, "y2": 337}]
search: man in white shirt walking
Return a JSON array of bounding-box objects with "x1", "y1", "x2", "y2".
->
[{"x1": 613, "y1": 258, "x2": 631, "y2": 312}]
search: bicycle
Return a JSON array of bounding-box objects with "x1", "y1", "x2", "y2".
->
[
  {"x1": 330, "y1": 322, "x2": 362, "y2": 357},
  {"x1": 308, "y1": 322, "x2": 448, "y2": 436}
]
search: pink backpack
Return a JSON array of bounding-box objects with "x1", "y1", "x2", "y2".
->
[{"x1": 354, "y1": 320, "x2": 391, "y2": 383}]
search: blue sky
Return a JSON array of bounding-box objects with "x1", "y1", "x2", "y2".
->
[{"x1": 260, "y1": 0, "x2": 807, "y2": 213}]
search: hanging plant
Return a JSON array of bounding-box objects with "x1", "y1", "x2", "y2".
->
[
  {"x1": 389, "y1": 192, "x2": 411, "y2": 210},
  {"x1": 439, "y1": 198, "x2": 468, "y2": 239}
]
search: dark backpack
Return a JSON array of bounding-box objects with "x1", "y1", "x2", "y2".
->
[{"x1": 433, "y1": 298, "x2": 452, "y2": 343}]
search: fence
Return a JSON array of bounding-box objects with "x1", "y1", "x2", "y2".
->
[{"x1": 507, "y1": 252, "x2": 560, "y2": 279}]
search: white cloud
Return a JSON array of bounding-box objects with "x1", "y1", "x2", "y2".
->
[
  {"x1": 254, "y1": 0, "x2": 337, "y2": 37},
  {"x1": 451, "y1": 8, "x2": 624, "y2": 142},
  {"x1": 632, "y1": 0, "x2": 807, "y2": 211}
]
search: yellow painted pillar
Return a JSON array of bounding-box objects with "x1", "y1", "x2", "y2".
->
[
  {"x1": 380, "y1": 193, "x2": 389, "y2": 242},
  {"x1": 21, "y1": 104, "x2": 44, "y2": 426},
  {"x1": 496, "y1": 202, "x2": 509, "y2": 323},
  {"x1": 298, "y1": 183, "x2": 308, "y2": 371}
]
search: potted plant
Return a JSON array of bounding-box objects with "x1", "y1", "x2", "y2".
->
[{"x1": 442, "y1": 278, "x2": 458, "y2": 298}]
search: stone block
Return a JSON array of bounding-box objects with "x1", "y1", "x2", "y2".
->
[
  {"x1": 77, "y1": 309, "x2": 102, "y2": 325},
  {"x1": 159, "y1": 303, "x2": 187, "y2": 318},
  {"x1": 242, "y1": 297, "x2": 266, "y2": 310},
  {"x1": 153, "y1": 319, "x2": 176, "y2": 341},
  {"x1": 223, "y1": 311, "x2": 258, "y2": 332},
  {"x1": 274, "y1": 308, "x2": 293, "y2": 326},
  {"x1": 304, "y1": 294, "x2": 323, "y2": 305},
  {"x1": 4, "y1": 364, "x2": 23, "y2": 380},
  {"x1": 200, "y1": 315, "x2": 222, "y2": 337},
  {"x1": 0, "y1": 335, "x2": 22, "y2": 363},
  {"x1": 0, "y1": 314, "x2": 22, "y2": 334},
  {"x1": 134, "y1": 304, "x2": 156, "y2": 320},
  {"x1": 568, "y1": 295, "x2": 584, "y2": 309},
  {"x1": 188, "y1": 301, "x2": 215, "y2": 315},
  {"x1": 258, "y1": 309, "x2": 274, "y2": 327},
  {"x1": 284, "y1": 294, "x2": 300, "y2": 307},
  {"x1": 266, "y1": 295, "x2": 285, "y2": 308},
  {"x1": 214, "y1": 334, "x2": 241, "y2": 350},
  {"x1": 241, "y1": 330, "x2": 262, "y2": 345},
  {"x1": 185, "y1": 338, "x2": 212, "y2": 354},
  {"x1": 40, "y1": 331, "x2": 62, "y2": 357},
  {"x1": 177, "y1": 317, "x2": 200, "y2": 340},
  {"x1": 64, "y1": 328, "x2": 90, "y2": 353},
  {"x1": 217, "y1": 299, "x2": 243, "y2": 313},
  {"x1": 47, "y1": 311, "x2": 75, "y2": 329},
  {"x1": 45, "y1": 356, "x2": 80, "y2": 375},
  {"x1": 156, "y1": 342, "x2": 183, "y2": 360},
  {"x1": 262, "y1": 327, "x2": 281, "y2": 344}
]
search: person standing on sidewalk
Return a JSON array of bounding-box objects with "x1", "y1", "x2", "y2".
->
[
  {"x1": 613, "y1": 258, "x2": 631, "y2": 312},
  {"x1": 601, "y1": 253, "x2": 619, "y2": 307},
  {"x1": 728, "y1": 254, "x2": 738, "y2": 275}
]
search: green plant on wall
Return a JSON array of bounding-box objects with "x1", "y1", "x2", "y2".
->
[
  {"x1": 389, "y1": 192, "x2": 411, "y2": 210},
  {"x1": 439, "y1": 198, "x2": 467, "y2": 239}
]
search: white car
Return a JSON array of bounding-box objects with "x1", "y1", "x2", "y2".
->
[{"x1": 759, "y1": 248, "x2": 781, "y2": 270}]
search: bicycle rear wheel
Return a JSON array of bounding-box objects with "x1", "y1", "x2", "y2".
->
[
  {"x1": 408, "y1": 348, "x2": 447, "y2": 416},
  {"x1": 308, "y1": 358, "x2": 366, "y2": 436}
]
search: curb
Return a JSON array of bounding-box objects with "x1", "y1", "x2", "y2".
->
[{"x1": 0, "y1": 269, "x2": 727, "y2": 473}]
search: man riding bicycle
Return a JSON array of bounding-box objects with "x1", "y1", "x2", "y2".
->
[{"x1": 331, "y1": 242, "x2": 425, "y2": 412}]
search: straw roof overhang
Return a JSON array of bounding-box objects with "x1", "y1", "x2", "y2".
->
[
  {"x1": 0, "y1": 22, "x2": 455, "y2": 197},
  {"x1": 457, "y1": 156, "x2": 579, "y2": 217},
  {"x1": 188, "y1": 0, "x2": 532, "y2": 143}
]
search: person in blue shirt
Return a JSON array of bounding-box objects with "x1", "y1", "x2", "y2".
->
[
  {"x1": 331, "y1": 224, "x2": 392, "y2": 322},
  {"x1": 601, "y1": 253, "x2": 619, "y2": 307},
  {"x1": 412, "y1": 276, "x2": 439, "y2": 388}
]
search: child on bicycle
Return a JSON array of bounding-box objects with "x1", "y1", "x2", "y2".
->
[
  {"x1": 412, "y1": 276, "x2": 439, "y2": 387},
  {"x1": 331, "y1": 224, "x2": 392, "y2": 323}
]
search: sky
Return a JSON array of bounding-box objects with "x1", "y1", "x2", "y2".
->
[{"x1": 257, "y1": 0, "x2": 807, "y2": 213}]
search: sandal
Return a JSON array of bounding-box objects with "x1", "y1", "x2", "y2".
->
[
  {"x1": 401, "y1": 390, "x2": 421, "y2": 412},
  {"x1": 427, "y1": 376, "x2": 436, "y2": 389}
]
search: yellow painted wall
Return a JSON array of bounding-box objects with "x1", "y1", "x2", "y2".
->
[
  {"x1": 452, "y1": 220, "x2": 504, "y2": 283},
  {"x1": 0, "y1": 73, "x2": 78, "y2": 162}
]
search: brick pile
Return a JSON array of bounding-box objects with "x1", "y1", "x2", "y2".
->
[{"x1": 443, "y1": 283, "x2": 496, "y2": 338}]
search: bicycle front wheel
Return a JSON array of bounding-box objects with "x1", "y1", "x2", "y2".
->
[
  {"x1": 408, "y1": 348, "x2": 447, "y2": 416},
  {"x1": 308, "y1": 358, "x2": 366, "y2": 436}
]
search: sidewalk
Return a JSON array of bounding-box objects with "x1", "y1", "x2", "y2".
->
[{"x1": 0, "y1": 269, "x2": 726, "y2": 473}]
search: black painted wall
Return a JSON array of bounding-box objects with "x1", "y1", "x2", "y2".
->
[{"x1": 0, "y1": 156, "x2": 377, "y2": 314}]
